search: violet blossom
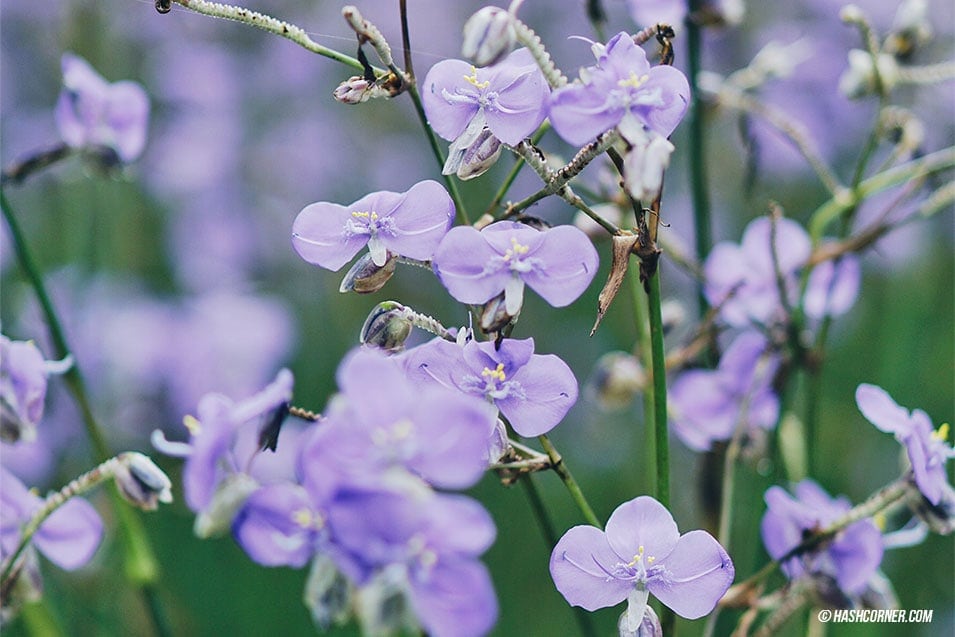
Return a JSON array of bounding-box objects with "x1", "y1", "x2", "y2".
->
[
  {"x1": 55, "y1": 53, "x2": 150, "y2": 163},
  {"x1": 704, "y1": 216, "x2": 860, "y2": 327},
  {"x1": 548, "y1": 32, "x2": 690, "y2": 147},
  {"x1": 761, "y1": 479, "x2": 884, "y2": 596},
  {"x1": 422, "y1": 48, "x2": 549, "y2": 177},
  {"x1": 431, "y1": 220, "x2": 599, "y2": 315},
  {"x1": 669, "y1": 331, "x2": 780, "y2": 451},
  {"x1": 0, "y1": 467, "x2": 103, "y2": 571},
  {"x1": 328, "y1": 486, "x2": 497, "y2": 637},
  {"x1": 401, "y1": 336, "x2": 578, "y2": 437},
  {"x1": 292, "y1": 180, "x2": 454, "y2": 272},
  {"x1": 300, "y1": 348, "x2": 498, "y2": 490},
  {"x1": 550, "y1": 495, "x2": 734, "y2": 630},
  {"x1": 232, "y1": 482, "x2": 327, "y2": 568},
  {"x1": 0, "y1": 335, "x2": 71, "y2": 444},
  {"x1": 856, "y1": 383, "x2": 954, "y2": 505}
]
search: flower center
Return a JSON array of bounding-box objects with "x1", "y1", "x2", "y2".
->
[
  {"x1": 617, "y1": 71, "x2": 649, "y2": 90},
  {"x1": 182, "y1": 414, "x2": 202, "y2": 436},
  {"x1": 481, "y1": 363, "x2": 507, "y2": 384},
  {"x1": 464, "y1": 66, "x2": 491, "y2": 90},
  {"x1": 292, "y1": 507, "x2": 325, "y2": 531},
  {"x1": 346, "y1": 210, "x2": 396, "y2": 239}
]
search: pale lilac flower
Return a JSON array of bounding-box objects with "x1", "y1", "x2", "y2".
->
[
  {"x1": 669, "y1": 331, "x2": 780, "y2": 451},
  {"x1": 422, "y1": 47, "x2": 548, "y2": 148},
  {"x1": 548, "y1": 32, "x2": 690, "y2": 147},
  {"x1": 704, "y1": 216, "x2": 860, "y2": 327},
  {"x1": 856, "y1": 384, "x2": 954, "y2": 505},
  {"x1": 1, "y1": 335, "x2": 71, "y2": 443},
  {"x1": 0, "y1": 467, "x2": 103, "y2": 570},
  {"x1": 54, "y1": 53, "x2": 149, "y2": 163},
  {"x1": 401, "y1": 336, "x2": 578, "y2": 437},
  {"x1": 761, "y1": 480, "x2": 883, "y2": 595},
  {"x1": 232, "y1": 482, "x2": 326, "y2": 568},
  {"x1": 432, "y1": 221, "x2": 599, "y2": 315},
  {"x1": 550, "y1": 495, "x2": 734, "y2": 631},
  {"x1": 301, "y1": 348, "x2": 498, "y2": 490},
  {"x1": 292, "y1": 180, "x2": 454, "y2": 271},
  {"x1": 329, "y1": 487, "x2": 497, "y2": 637}
]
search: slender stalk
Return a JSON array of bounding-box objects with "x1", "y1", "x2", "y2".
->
[
  {"x1": 486, "y1": 127, "x2": 548, "y2": 216},
  {"x1": 629, "y1": 268, "x2": 656, "y2": 490},
  {"x1": 537, "y1": 435, "x2": 601, "y2": 528},
  {"x1": 1, "y1": 189, "x2": 168, "y2": 635},
  {"x1": 520, "y1": 476, "x2": 597, "y2": 637},
  {"x1": 1, "y1": 144, "x2": 73, "y2": 187},
  {"x1": 398, "y1": 0, "x2": 413, "y2": 79},
  {"x1": 18, "y1": 598, "x2": 64, "y2": 637},
  {"x1": 170, "y1": 0, "x2": 367, "y2": 72},
  {"x1": 646, "y1": 272, "x2": 670, "y2": 509}
]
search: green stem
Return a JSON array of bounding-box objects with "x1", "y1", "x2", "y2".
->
[
  {"x1": 19, "y1": 598, "x2": 64, "y2": 637},
  {"x1": 1, "y1": 188, "x2": 167, "y2": 635},
  {"x1": 537, "y1": 435, "x2": 601, "y2": 528},
  {"x1": 520, "y1": 477, "x2": 597, "y2": 637},
  {"x1": 646, "y1": 272, "x2": 670, "y2": 509},
  {"x1": 629, "y1": 268, "x2": 656, "y2": 490}
]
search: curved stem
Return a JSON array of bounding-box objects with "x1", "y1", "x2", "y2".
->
[
  {"x1": 1, "y1": 144, "x2": 73, "y2": 187},
  {"x1": 537, "y1": 435, "x2": 601, "y2": 528}
]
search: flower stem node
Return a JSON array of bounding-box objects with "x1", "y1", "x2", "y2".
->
[{"x1": 114, "y1": 452, "x2": 173, "y2": 511}]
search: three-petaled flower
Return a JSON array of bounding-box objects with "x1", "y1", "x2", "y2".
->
[{"x1": 550, "y1": 495, "x2": 734, "y2": 631}]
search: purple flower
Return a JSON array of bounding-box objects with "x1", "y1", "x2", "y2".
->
[
  {"x1": 54, "y1": 53, "x2": 150, "y2": 163},
  {"x1": 550, "y1": 495, "x2": 734, "y2": 630},
  {"x1": 669, "y1": 331, "x2": 780, "y2": 451},
  {"x1": 232, "y1": 482, "x2": 326, "y2": 568},
  {"x1": 431, "y1": 221, "x2": 599, "y2": 315},
  {"x1": 154, "y1": 369, "x2": 293, "y2": 513},
  {"x1": 422, "y1": 48, "x2": 549, "y2": 147},
  {"x1": 301, "y1": 348, "x2": 498, "y2": 490},
  {"x1": 401, "y1": 336, "x2": 578, "y2": 437},
  {"x1": 292, "y1": 180, "x2": 454, "y2": 271},
  {"x1": 705, "y1": 216, "x2": 860, "y2": 327},
  {"x1": 856, "y1": 384, "x2": 954, "y2": 505},
  {"x1": 1, "y1": 335, "x2": 70, "y2": 443},
  {"x1": 0, "y1": 467, "x2": 103, "y2": 570},
  {"x1": 329, "y1": 487, "x2": 497, "y2": 637},
  {"x1": 761, "y1": 480, "x2": 883, "y2": 595},
  {"x1": 548, "y1": 33, "x2": 690, "y2": 147}
]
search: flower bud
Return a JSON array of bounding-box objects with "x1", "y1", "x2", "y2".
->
[
  {"x1": 462, "y1": 7, "x2": 516, "y2": 67},
  {"x1": 339, "y1": 252, "x2": 397, "y2": 294},
  {"x1": 618, "y1": 604, "x2": 662, "y2": 637},
  {"x1": 622, "y1": 132, "x2": 674, "y2": 202},
  {"x1": 333, "y1": 76, "x2": 392, "y2": 104},
  {"x1": 114, "y1": 452, "x2": 173, "y2": 511},
  {"x1": 886, "y1": 0, "x2": 932, "y2": 58},
  {"x1": 839, "y1": 49, "x2": 900, "y2": 98},
  {"x1": 447, "y1": 127, "x2": 503, "y2": 181},
  {"x1": 194, "y1": 473, "x2": 259, "y2": 538},
  {"x1": 479, "y1": 291, "x2": 518, "y2": 334},
  {"x1": 304, "y1": 553, "x2": 353, "y2": 629},
  {"x1": 589, "y1": 352, "x2": 646, "y2": 410},
  {"x1": 360, "y1": 301, "x2": 414, "y2": 352}
]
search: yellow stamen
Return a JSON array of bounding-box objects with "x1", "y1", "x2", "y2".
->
[
  {"x1": 502, "y1": 237, "x2": 530, "y2": 262},
  {"x1": 874, "y1": 512, "x2": 887, "y2": 531},
  {"x1": 627, "y1": 546, "x2": 646, "y2": 568},
  {"x1": 292, "y1": 507, "x2": 324, "y2": 530},
  {"x1": 617, "y1": 71, "x2": 650, "y2": 89},
  {"x1": 464, "y1": 66, "x2": 490, "y2": 89},
  {"x1": 932, "y1": 423, "x2": 950, "y2": 442},
  {"x1": 481, "y1": 363, "x2": 507, "y2": 383},
  {"x1": 183, "y1": 414, "x2": 201, "y2": 435},
  {"x1": 351, "y1": 211, "x2": 378, "y2": 221}
]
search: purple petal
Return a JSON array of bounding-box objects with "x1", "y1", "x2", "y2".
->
[
  {"x1": 411, "y1": 557, "x2": 498, "y2": 637},
  {"x1": 499, "y1": 353, "x2": 578, "y2": 437},
  {"x1": 669, "y1": 370, "x2": 737, "y2": 451},
  {"x1": 829, "y1": 520, "x2": 883, "y2": 595},
  {"x1": 549, "y1": 84, "x2": 624, "y2": 147},
  {"x1": 855, "y1": 383, "x2": 911, "y2": 436},
  {"x1": 639, "y1": 65, "x2": 690, "y2": 137},
  {"x1": 482, "y1": 50, "x2": 549, "y2": 145},
  {"x1": 521, "y1": 226, "x2": 599, "y2": 307},
  {"x1": 550, "y1": 525, "x2": 632, "y2": 611},
  {"x1": 383, "y1": 180, "x2": 454, "y2": 261},
  {"x1": 35, "y1": 496, "x2": 103, "y2": 570},
  {"x1": 804, "y1": 255, "x2": 860, "y2": 319},
  {"x1": 421, "y1": 494, "x2": 497, "y2": 557},
  {"x1": 908, "y1": 410, "x2": 946, "y2": 504},
  {"x1": 292, "y1": 201, "x2": 368, "y2": 271},
  {"x1": 422, "y1": 59, "x2": 481, "y2": 142},
  {"x1": 740, "y1": 217, "x2": 810, "y2": 275},
  {"x1": 184, "y1": 395, "x2": 236, "y2": 511},
  {"x1": 470, "y1": 338, "x2": 535, "y2": 373},
  {"x1": 649, "y1": 530, "x2": 734, "y2": 619},
  {"x1": 336, "y1": 348, "x2": 415, "y2": 428},
  {"x1": 401, "y1": 338, "x2": 469, "y2": 392},
  {"x1": 233, "y1": 483, "x2": 316, "y2": 568},
  {"x1": 605, "y1": 496, "x2": 679, "y2": 562},
  {"x1": 432, "y1": 226, "x2": 509, "y2": 304},
  {"x1": 103, "y1": 81, "x2": 151, "y2": 162}
]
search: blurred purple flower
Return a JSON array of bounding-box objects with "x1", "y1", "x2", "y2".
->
[
  {"x1": 54, "y1": 53, "x2": 149, "y2": 163},
  {"x1": 432, "y1": 220, "x2": 599, "y2": 315},
  {"x1": 301, "y1": 348, "x2": 497, "y2": 490},
  {"x1": 155, "y1": 369, "x2": 293, "y2": 513},
  {"x1": 550, "y1": 495, "x2": 734, "y2": 630},
  {"x1": 1, "y1": 335, "x2": 71, "y2": 443},
  {"x1": 761, "y1": 479, "x2": 883, "y2": 595},
  {"x1": 705, "y1": 216, "x2": 860, "y2": 327},
  {"x1": 329, "y1": 487, "x2": 497, "y2": 637},
  {"x1": 669, "y1": 331, "x2": 780, "y2": 451},
  {"x1": 856, "y1": 384, "x2": 954, "y2": 505},
  {"x1": 232, "y1": 482, "x2": 326, "y2": 568},
  {"x1": 548, "y1": 32, "x2": 690, "y2": 147},
  {"x1": 626, "y1": 0, "x2": 686, "y2": 29},
  {"x1": 0, "y1": 467, "x2": 102, "y2": 570},
  {"x1": 401, "y1": 336, "x2": 578, "y2": 437},
  {"x1": 292, "y1": 180, "x2": 454, "y2": 271}
]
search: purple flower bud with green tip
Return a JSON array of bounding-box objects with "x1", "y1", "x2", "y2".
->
[
  {"x1": 550, "y1": 495, "x2": 734, "y2": 630},
  {"x1": 432, "y1": 221, "x2": 599, "y2": 315},
  {"x1": 54, "y1": 53, "x2": 150, "y2": 163},
  {"x1": 761, "y1": 479, "x2": 883, "y2": 596},
  {"x1": 548, "y1": 33, "x2": 690, "y2": 147},
  {"x1": 292, "y1": 180, "x2": 454, "y2": 272},
  {"x1": 0, "y1": 467, "x2": 103, "y2": 571},
  {"x1": 402, "y1": 336, "x2": 578, "y2": 437},
  {"x1": 856, "y1": 384, "x2": 954, "y2": 505}
]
